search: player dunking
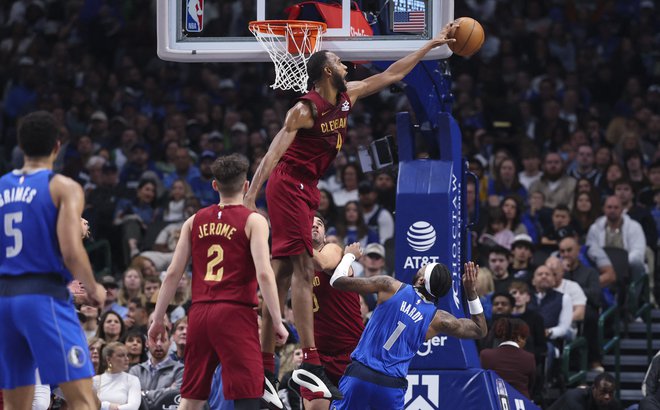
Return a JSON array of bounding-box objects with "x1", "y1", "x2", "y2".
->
[
  {"x1": 329, "y1": 257, "x2": 487, "y2": 409},
  {"x1": 298, "y1": 215, "x2": 364, "y2": 407},
  {"x1": 149, "y1": 154, "x2": 288, "y2": 410},
  {"x1": 245, "y1": 22, "x2": 459, "y2": 399},
  {"x1": 0, "y1": 111, "x2": 106, "y2": 409}
]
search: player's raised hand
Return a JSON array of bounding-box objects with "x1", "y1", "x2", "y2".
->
[
  {"x1": 462, "y1": 261, "x2": 479, "y2": 299},
  {"x1": 344, "y1": 242, "x2": 362, "y2": 258},
  {"x1": 431, "y1": 21, "x2": 458, "y2": 47},
  {"x1": 274, "y1": 322, "x2": 289, "y2": 346}
]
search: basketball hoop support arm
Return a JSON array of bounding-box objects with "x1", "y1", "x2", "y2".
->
[{"x1": 372, "y1": 60, "x2": 454, "y2": 129}]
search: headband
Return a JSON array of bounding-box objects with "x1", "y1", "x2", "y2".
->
[{"x1": 424, "y1": 263, "x2": 439, "y2": 298}]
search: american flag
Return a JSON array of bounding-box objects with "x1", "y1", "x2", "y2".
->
[{"x1": 392, "y1": 11, "x2": 426, "y2": 33}]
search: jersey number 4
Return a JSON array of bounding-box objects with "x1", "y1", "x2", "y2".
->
[
  {"x1": 336, "y1": 132, "x2": 343, "y2": 151},
  {"x1": 4, "y1": 212, "x2": 23, "y2": 258},
  {"x1": 204, "y1": 244, "x2": 224, "y2": 282}
]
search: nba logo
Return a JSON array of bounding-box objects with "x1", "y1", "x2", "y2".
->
[{"x1": 186, "y1": 0, "x2": 204, "y2": 32}]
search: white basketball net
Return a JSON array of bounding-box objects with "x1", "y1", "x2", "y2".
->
[{"x1": 249, "y1": 21, "x2": 326, "y2": 93}]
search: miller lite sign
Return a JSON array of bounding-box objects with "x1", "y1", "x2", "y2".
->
[{"x1": 186, "y1": 0, "x2": 204, "y2": 32}]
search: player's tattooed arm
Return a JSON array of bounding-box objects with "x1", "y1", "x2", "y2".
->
[
  {"x1": 425, "y1": 262, "x2": 488, "y2": 340},
  {"x1": 426, "y1": 309, "x2": 488, "y2": 341},
  {"x1": 331, "y1": 274, "x2": 399, "y2": 295}
]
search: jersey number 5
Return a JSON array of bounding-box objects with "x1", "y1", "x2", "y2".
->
[
  {"x1": 204, "y1": 244, "x2": 224, "y2": 282},
  {"x1": 4, "y1": 212, "x2": 23, "y2": 258}
]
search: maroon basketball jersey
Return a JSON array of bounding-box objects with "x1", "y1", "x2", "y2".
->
[
  {"x1": 312, "y1": 269, "x2": 364, "y2": 353},
  {"x1": 279, "y1": 90, "x2": 352, "y2": 180},
  {"x1": 190, "y1": 204, "x2": 258, "y2": 307}
]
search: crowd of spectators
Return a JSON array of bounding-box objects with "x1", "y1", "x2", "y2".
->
[{"x1": 1, "y1": 0, "x2": 659, "y2": 408}]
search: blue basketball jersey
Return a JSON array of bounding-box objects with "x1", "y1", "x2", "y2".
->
[
  {"x1": 0, "y1": 169, "x2": 71, "y2": 281},
  {"x1": 351, "y1": 284, "x2": 436, "y2": 378}
]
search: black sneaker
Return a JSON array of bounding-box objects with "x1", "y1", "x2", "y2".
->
[
  {"x1": 261, "y1": 369, "x2": 284, "y2": 410},
  {"x1": 291, "y1": 363, "x2": 343, "y2": 401}
]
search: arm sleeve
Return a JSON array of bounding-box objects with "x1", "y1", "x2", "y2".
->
[
  {"x1": 118, "y1": 375, "x2": 142, "y2": 410},
  {"x1": 549, "y1": 294, "x2": 573, "y2": 339}
]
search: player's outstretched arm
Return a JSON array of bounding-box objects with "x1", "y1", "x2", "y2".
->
[
  {"x1": 52, "y1": 174, "x2": 106, "y2": 307},
  {"x1": 244, "y1": 102, "x2": 314, "y2": 210},
  {"x1": 332, "y1": 274, "x2": 399, "y2": 295},
  {"x1": 330, "y1": 243, "x2": 399, "y2": 299},
  {"x1": 426, "y1": 262, "x2": 487, "y2": 340},
  {"x1": 346, "y1": 21, "x2": 457, "y2": 102},
  {"x1": 248, "y1": 213, "x2": 289, "y2": 345},
  {"x1": 149, "y1": 215, "x2": 193, "y2": 345}
]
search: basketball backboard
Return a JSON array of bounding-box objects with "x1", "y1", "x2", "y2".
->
[{"x1": 157, "y1": 0, "x2": 454, "y2": 63}]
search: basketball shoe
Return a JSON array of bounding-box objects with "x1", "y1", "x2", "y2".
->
[
  {"x1": 261, "y1": 369, "x2": 283, "y2": 410},
  {"x1": 291, "y1": 363, "x2": 343, "y2": 400}
]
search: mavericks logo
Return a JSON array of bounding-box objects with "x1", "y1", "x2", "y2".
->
[
  {"x1": 67, "y1": 346, "x2": 86, "y2": 368},
  {"x1": 406, "y1": 221, "x2": 436, "y2": 252}
]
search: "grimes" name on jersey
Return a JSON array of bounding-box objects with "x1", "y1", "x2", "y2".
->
[
  {"x1": 197, "y1": 222, "x2": 236, "y2": 240},
  {"x1": 320, "y1": 117, "x2": 347, "y2": 134},
  {"x1": 0, "y1": 187, "x2": 38, "y2": 208}
]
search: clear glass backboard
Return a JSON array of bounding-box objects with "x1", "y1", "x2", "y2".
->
[{"x1": 157, "y1": 0, "x2": 454, "y2": 62}]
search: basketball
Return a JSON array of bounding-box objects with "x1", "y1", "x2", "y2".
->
[{"x1": 448, "y1": 17, "x2": 485, "y2": 57}]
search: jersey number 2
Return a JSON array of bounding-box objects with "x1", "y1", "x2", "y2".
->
[
  {"x1": 383, "y1": 321, "x2": 407, "y2": 351},
  {"x1": 204, "y1": 244, "x2": 224, "y2": 282},
  {"x1": 4, "y1": 212, "x2": 23, "y2": 258}
]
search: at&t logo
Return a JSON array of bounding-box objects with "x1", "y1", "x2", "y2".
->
[
  {"x1": 404, "y1": 221, "x2": 440, "y2": 269},
  {"x1": 406, "y1": 221, "x2": 436, "y2": 251}
]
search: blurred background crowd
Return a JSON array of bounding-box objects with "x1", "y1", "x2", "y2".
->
[{"x1": 0, "y1": 0, "x2": 659, "y2": 408}]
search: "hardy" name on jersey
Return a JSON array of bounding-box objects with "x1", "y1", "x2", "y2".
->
[{"x1": 400, "y1": 300, "x2": 425, "y2": 323}]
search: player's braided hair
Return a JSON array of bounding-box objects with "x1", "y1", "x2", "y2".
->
[
  {"x1": 429, "y1": 263, "x2": 452, "y2": 299},
  {"x1": 18, "y1": 111, "x2": 59, "y2": 157},
  {"x1": 211, "y1": 153, "x2": 249, "y2": 195},
  {"x1": 307, "y1": 50, "x2": 330, "y2": 84}
]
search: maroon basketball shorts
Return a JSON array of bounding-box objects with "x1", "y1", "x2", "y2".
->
[
  {"x1": 266, "y1": 164, "x2": 319, "y2": 258},
  {"x1": 300, "y1": 348, "x2": 353, "y2": 401},
  {"x1": 181, "y1": 302, "x2": 262, "y2": 400}
]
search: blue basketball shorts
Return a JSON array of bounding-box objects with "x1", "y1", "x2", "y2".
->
[
  {"x1": 331, "y1": 362, "x2": 407, "y2": 410},
  {"x1": 0, "y1": 294, "x2": 94, "y2": 389}
]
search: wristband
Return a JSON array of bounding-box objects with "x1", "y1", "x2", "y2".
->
[
  {"x1": 468, "y1": 298, "x2": 483, "y2": 315},
  {"x1": 330, "y1": 254, "x2": 356, "y2": 287},
  {"x1": 101, "y1": 401, "x2": 111, "y2": 410}
]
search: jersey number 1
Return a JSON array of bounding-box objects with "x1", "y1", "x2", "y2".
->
[
  {"x1": 4, "y1": 212, "x2": 23, "y2": 258},
  {"x1": 383, "y1": 321, "x2": 407, "y2": 351},
  {"x1": 204, "y1": 244, "x2": 224, "y2": 282}
]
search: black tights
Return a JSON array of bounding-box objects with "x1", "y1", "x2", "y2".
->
[{"x1": 234, "y1": 398, "x2": 260, "y2": 410}]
